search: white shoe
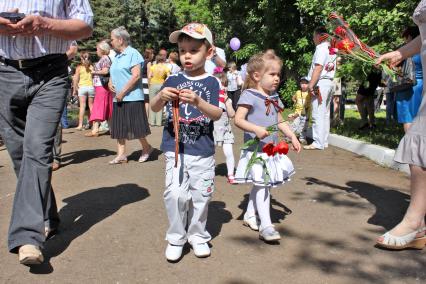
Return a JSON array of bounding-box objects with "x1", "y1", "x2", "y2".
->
[
  {"x1": 243, "y1": 216, "x2": 259, "y2": 231},
  {"x1": 192, "y1": 243, "x2": 211, "y2": 258},
  {"x1": 259, "y1": 226, "x2": 281, "y2": 242},
  {"x1": 19, "y1": 244, "x2": 44, "y2": 265},
  {"x1": 165, "y1": 244, "x2": 183, "y2": 261}
]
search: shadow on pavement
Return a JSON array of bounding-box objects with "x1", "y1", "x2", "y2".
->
[
  {"x1": 207, "y1": 201, "x2": 233, "y2": 240},
  {"x1": 236, "y1": 193, "x2": 292, "y2": 224},
  {"x1": 302, "y1": 177, "x2": 409, "y2": 230},
  {"x1": 215, "y1": 163, "x2": 227, "y2": 177},
  {"x1": 29, "y1": 183, "x2": 150, "y2": 274},
  {"x1": 60, "y1": 149, "x2": 116, "y2": 168}
]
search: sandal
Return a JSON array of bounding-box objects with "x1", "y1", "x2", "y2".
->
[
  {"x1": 74, "y1": 126, "x2": 83, "y2": 131},
  {"x1": 85, "y1": 132, "x2": 99, "y2": 137},
  {"x1": 109, "y1": 156, "x2": 128, "y2": 165},
  {"x1": 303, "y1": 144, "x2": 320, "y2": 150},
  {"x1": 376, "y1": 227, "x2": 426, "y2": 250},
  {"x1": 138, "y1": 146, "x2": 153, "y2": 163}
]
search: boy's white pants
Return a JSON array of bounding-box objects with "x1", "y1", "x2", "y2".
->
[
  {"x1": 163, "y1": 152, "x2": 215, "y2": 246},
  {"x1": 311, "y1": 79, "x2": 334, "y2": 149}
]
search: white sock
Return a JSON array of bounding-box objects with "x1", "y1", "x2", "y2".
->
[
  {"x1": 222, "y1": 143, "x2": 235, "y2": 176},
  {"x1": 245, "y1": 185, "x2": 257, "y2": 219},
  {"x1": 254, "y1": 185, "x2": 272, "y2": 230}
]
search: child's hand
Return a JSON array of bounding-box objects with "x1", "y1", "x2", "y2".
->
[
  {"x1": 254, "y1": 126, "x2": 269, "y2": 139},
  {"x1": 179, "y1": 89, "x2": 200, "y2": 106},
  {"x1": 159, "y1": 87, "x2": 180, "y2": 102},
  {"x1": 290, "y1": 135, "x2": 301, "y2": 153}
]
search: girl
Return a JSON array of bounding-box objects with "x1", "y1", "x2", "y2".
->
[
  {"x1": 148, "y1": 55, "x2": 171, "y2": 126},
  {"x1": 234, "y1": 52, "x2": 301, "y2": 242},
  {"x1": 73, "y1": 51, "x2": 95, "y2": 130},
  {"x1": 213, "y1": 70, "x2": 236, "y2": 184}
]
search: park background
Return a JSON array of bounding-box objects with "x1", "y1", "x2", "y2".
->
[{"x1": 74, "y1": 0, "x2": 419, "y2": 148}]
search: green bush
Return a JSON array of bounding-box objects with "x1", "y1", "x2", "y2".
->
[{"x1": 278, "y1": 78, "x2": 298, "y2": 109}]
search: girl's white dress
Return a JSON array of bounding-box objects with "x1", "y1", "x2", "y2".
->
[{"x1": 234, "y1": 89, "x2": 295, "y2": 187}]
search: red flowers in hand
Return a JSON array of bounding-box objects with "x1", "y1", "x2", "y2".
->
[
  {"x1": 336, "y1": 38, "x2": 355, "y2": 53},
  {"x1": 334, "y1": 26, "x2": 346, "y2": 37},
  {"x1": 274, "y1": 141, "x2": 289, "y2": 155},
  {"x1": 262, "y1": 143, "x2": 275, "y2": 156},
  {"x1": 262, "y1": 141, "x2": 289, "y2": 156}
]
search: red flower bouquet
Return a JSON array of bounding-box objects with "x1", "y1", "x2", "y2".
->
[
  {"x1": 327, "y1": 12, "x2": 396, "y2": 81},
  {"x1": 241, "y1": 122, "x2": 291, "y2": 185}
]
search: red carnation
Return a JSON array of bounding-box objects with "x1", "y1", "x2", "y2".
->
[
  {"x1": 274, "y1": 141, "x2": 289, "y2": 155},
  {"x1": 262, "y1": 143, "x2": 275, "y2": 156},
  {"x1": 336, "y1": 39, "x2": 355, "y2": 52},
  {"x1": 334, "y1": 26, "x2": 347, "y2": 37}
]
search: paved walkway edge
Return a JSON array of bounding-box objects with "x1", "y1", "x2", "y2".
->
[{"x1": 328, "y1": 134, "x2": 410, "y2": 175}]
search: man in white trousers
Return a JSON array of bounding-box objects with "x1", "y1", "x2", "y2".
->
[{"x1": 304, "y1": 26, "x2": 337, "y2": 150}]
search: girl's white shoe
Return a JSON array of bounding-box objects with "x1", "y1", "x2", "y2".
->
[
  {"x1": 243, "y1": 216, "x2": 259, "y2": 231},
  {"x1": 259, "y1": 226, "x2": 281, "y2": 242},
  {"x1": 376, "y1": 226, "x2": 426, "y2": 250}
]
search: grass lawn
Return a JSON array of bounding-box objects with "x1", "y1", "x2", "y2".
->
[{"x1": 331, "y1": 109, "x2": 404, "y2": 149}]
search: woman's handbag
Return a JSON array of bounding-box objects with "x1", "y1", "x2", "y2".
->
[
  {"x1": 100, "y1": 75, "x2": 110, "y2": 88},
  {"x1": 99, "y1": 56, "x2": 112, "y2": 88},
  {"x1": 389, "y1": 57, "x2": 417, "y2": 92}
]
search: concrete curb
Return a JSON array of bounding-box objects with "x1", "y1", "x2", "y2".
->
[{"x1": 327, "y1": 134, "x2": 410, "y2": 175}]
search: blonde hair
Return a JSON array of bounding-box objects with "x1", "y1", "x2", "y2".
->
[
  {"x1": 227, "y1": 61, "x2": 237, "y2": 71},
  {"x1": 97, "y1": 41, "x2": 110, "y2": 55},
  {"x1": 243, "y1": 52, "x2": 283, "y2": 90}
]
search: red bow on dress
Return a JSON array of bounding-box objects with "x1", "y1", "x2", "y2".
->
[{"x1": 264, "y1": 98, "x2": 284, "y2": 115}]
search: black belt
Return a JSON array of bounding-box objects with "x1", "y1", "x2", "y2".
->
[{"x1": 0, "y1": 54, "x2": 66, "y2": 70}]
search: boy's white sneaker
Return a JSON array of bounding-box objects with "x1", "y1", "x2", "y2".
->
[
  {"x1": 165, "y1": 244, "x2": 183, "y2": 261},
  {"x1": 243, "y1": 216, "x2": 259, "y2": 231},
  {"x1": 259, "y1": 226, "x2": 281, "y2": 242},
  {"x1": 192, "y1": 243, "x2": 211, "y2": 258}
]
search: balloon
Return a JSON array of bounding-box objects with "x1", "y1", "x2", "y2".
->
[{"x1": 230, "y1": 37, "x2": 241, "y2": 51}]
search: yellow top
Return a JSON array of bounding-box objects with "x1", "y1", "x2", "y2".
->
[
  {"x1": 78, "y1": 65, "x2": 93, "y2": 87},
  {"x1": 150, "y1": 63, "x2": 171, "y2": 84},
  {"x1": 293, "y1": 90, "x2": 311, "y2": 115}
]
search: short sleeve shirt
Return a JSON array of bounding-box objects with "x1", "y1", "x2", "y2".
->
[
  {"x1": 110, "y1": 46, "x2": 144, "y2": 102},
  {"x1": 160, "y1": 72, "x2": 221, "y2": 157},
  {"x1": 307, "y1": 42, "x2": 336, "y2": 80},
  {"x1": 93, "y1": 55, "x2": 112, "y2": 87},
  {"x1": 237, "y1": 89, "x2": 284, "y2": 150}
]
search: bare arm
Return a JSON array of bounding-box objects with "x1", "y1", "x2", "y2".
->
[
  {"x1": 72, "y1": 67, "x2": 80, "y2": 96},
  {"x1": 307, "y1": 64, "x2": 323, "y2": 91},
  {"x1": 376, "y1": 36, "x2": 422, "y2": 67},
  {"x1": 92, "y1": 67, "x2": 109, "y2": 76},
  {"x1": 277, "y1": 113, "x2": 301, "y2": 153},
  {"x1": 116, "y1": 64, "x2": 141, "y2": 101},
  {"x1": 225, "y1": 98, "x2": 235, "y2": 118},
  {"x1": 234, "y1": 105, "x2": 269, "y2": 139}
]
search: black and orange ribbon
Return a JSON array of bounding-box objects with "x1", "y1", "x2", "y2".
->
[
  {"x1": 265, "y1": 98, "x2": 284, "y2": 115},
  {"x1": 172, "y1": 98, "x2": 180, "y2": 167}
]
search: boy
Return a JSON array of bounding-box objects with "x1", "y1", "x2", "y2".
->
[
  {"x1": 150, "y1": 23, "x2": 223, "y2": 262},
  {"x1": 288, "y1": 77, "x2": 311, "y2": 144}
]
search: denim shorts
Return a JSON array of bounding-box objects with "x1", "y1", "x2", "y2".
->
[{"x1": 78, "y1": 86, "x2": 95, "y2": 97}]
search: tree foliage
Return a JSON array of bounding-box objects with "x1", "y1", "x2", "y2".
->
[{"x1": 82, "y1": 0, "x2": 419, "y2": 81}]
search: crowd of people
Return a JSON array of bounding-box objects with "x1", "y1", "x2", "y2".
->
[{"x1": 0, "y1": 0, "x2": 425, "y2": 268}]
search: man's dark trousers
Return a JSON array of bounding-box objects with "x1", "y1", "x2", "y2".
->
[{"x1": 0, "y1": 55, "x2": 69, "y2": 252}]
